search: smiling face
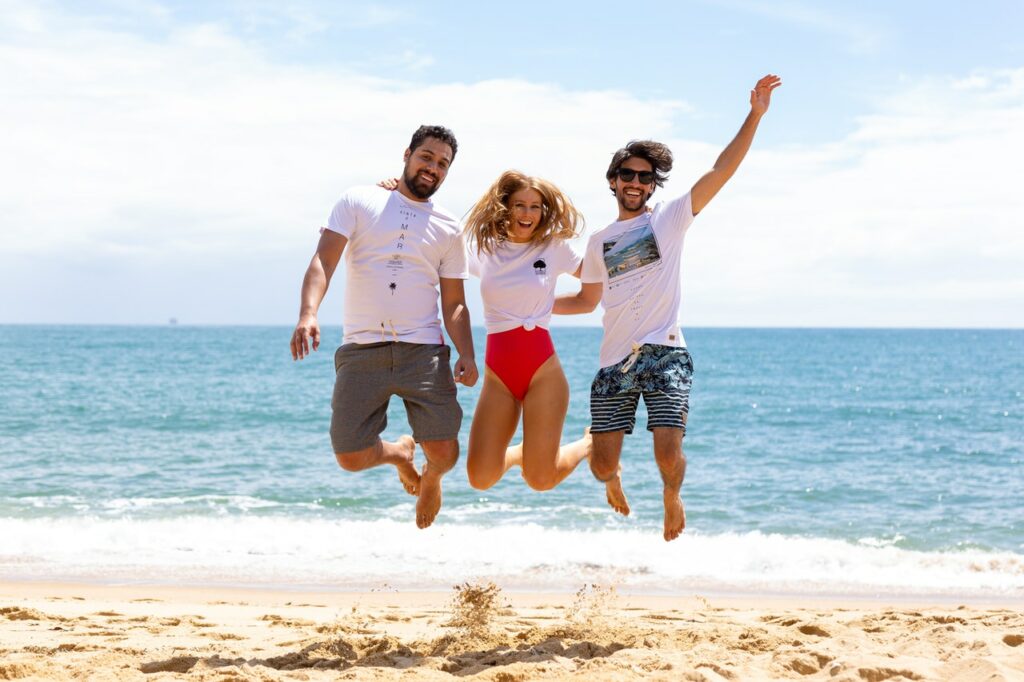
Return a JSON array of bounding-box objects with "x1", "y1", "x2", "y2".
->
[
  {"x1": 400, "y1": 137, "x2": 453, "y2": 201},
  {"x1": 611, "y1": 157, "x2": 656, "y2": 219},
  {"x1": 507, "y1": 188, "x2": 544, "y2": 243}
]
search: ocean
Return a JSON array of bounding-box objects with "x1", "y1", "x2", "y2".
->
[{"x1": 1, "y1": 325, "x2": 1021, "y2": 599}]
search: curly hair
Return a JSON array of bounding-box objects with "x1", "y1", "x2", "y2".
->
[
  {"x1": 464, "y1": 170, "x2": 583, "y2": 255},
  {"x1": 408, "y1": 125, "x2": 458, "y2": 159},
  {"x1": 605, "y1": 140, "x2": 673, "y2": 190}
]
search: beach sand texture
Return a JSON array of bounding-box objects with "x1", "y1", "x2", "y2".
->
[{"x1": 2, "y1": 582, "x2": 1022, "y2": 681}]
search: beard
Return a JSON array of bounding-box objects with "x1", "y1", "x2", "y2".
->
[
  {"x1": 617, "y1": 188, "x2": 651, "y2": 212},
  {"x1": 403, "y1": 165, "x2": 440, "y2": 200}
]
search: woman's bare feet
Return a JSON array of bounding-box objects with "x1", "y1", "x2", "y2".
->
[
  {"x1": 394, "y1": 435, "x2": 420, "y2": 496},
  {"x1": 416, "y1": 460, "x2": 443, "y2": 529},
  {"x1": 663, "y1": 490, "x2": 686, "y2": 541}
]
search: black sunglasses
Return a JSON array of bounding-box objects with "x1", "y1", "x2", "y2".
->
[{"x1": 616, "y1": 168, "x2": 656, "y2": 184}]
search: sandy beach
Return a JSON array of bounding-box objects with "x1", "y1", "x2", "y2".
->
[{"x1": 2, "y1": 581, "x2": 1022, "y2": 681}]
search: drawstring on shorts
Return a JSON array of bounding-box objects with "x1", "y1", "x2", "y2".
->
[
  {"x1": 621, "y1": 342, "x2": 643, "y2": 373},
  {"x1": 380, "y1": 320, "x2": 399, "y2": 343}
]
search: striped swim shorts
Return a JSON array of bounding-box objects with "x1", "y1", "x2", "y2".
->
[{"x1": 589, "y1": 344, "x2": 694, "y2": 435}]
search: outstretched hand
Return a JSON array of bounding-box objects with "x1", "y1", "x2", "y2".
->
[{"x1": 750, "y1": 74, "x2": 782, "y2": 116}]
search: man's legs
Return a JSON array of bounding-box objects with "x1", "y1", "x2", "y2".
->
[
  {"x1": 331, "y1": 343, "x2": 419, "y2": 494},
  {"x1": 590, "y1": 430, "x2": 630, "y2": 516},
  {"x1": 417, "y1": 439, "x2": 459, "y2": 529},
  {"x1": 640, "y1": 345, "x2": 694, "y2": 542},
  {"x1": 334, "y1": 439, "x2": 419, "y2": 496},
  {"x1": 590, "y1": 361, "x2": 642, "y2": 516},
  {"x1": 652, "y1": 426, "x2": 686, "y2": 541},
  {"x1": 398, "y1": 342, "x2": 463, "y2": 529}
]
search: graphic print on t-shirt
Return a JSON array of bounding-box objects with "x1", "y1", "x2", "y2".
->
[
  {"x1": 388, "y1": 202, "x2": 423, "y2": 292},
  {"x1": 602, "y1": 222, "x2": 662, "y2": 283}
]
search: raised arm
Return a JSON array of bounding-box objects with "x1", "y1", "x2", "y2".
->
[
  {"x1": 439, "y1": 277, "x2": 479, "y2": 387},
  {"x1": 290, "y1": 230, "x2": 347, "y2": 360},
  {"x1": 691, "y1": 74, "x2": 781, "y2": 216}
]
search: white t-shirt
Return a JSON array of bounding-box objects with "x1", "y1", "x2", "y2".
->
[
  {"x1": 581, "y1": 192, "x2": 696, "y2": 367},
  {"x1": 468, "y1": 238, "x2": 582, "y2": 334},
  {"x1": 324, "y1": 185, "x2": 468, "y2": 345}
]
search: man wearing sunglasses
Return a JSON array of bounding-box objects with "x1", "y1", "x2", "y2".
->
[
  {"x1": 290, "y1": 125, "x2": 478, "y2": 530},
  {"x1": 556, "y1": 74, "x2": 781, "y2": 541}
]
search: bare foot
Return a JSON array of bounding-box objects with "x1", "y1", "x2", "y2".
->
[
  {"x1": 507, "y1": 443, "x2": 523, "y2": 471},
  {"x1": 605, "y1": 468, "x2": 630, "y2": 516},
  {"x1": 663, "y1": 490, "x2": 686, "y2": 541},
  {"x1": 395, "y1": 435, "x2": 420, "y2": 496},
  {"x1": 415, "y1": 461, "x2": 442, "y2": 529}
]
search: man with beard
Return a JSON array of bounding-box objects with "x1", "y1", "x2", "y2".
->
[
  {"x1": 291, "y1": 125, "x2": 477, "y2": 529},
  {"x1": 555, "y1": 75, "x2": 781, "y2": 541}
]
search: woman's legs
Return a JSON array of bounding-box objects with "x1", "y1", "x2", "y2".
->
[
  {"x1": 519, "y1": 355, "x2": 591, "y2": 491},
  {"x1": 466, "y1": 369, "x2": 522, "y2": 490}
]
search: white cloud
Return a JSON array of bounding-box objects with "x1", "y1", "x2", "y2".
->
[
  {"x1": 0, "y1": 9, "x2": 684, "y2": 258},
  {"x1": 1, "y1": 6, "x2": 1022, "y2": 328}
]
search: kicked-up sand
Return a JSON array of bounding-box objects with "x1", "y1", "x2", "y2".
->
[{"x1": 1, "y1": 580, "x2": 1022, "y2": 681}]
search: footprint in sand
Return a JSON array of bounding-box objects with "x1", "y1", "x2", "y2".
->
[{"x1": 797, "y1": 623, "x2": 831, "y2": 638}]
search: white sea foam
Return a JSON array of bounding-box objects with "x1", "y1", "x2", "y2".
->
[
  {"x1": 1, "y1": 495, "x2": 324, "y2": 515},
  {"x1": 1, "y1": 516, "x2": 1022, "y2": 599}
]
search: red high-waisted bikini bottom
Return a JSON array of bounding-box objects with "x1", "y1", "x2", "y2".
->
[{"x1": 484, "y1": 326, "x2": 555, "y2": 401}]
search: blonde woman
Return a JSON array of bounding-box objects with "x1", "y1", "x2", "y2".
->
[{"x1": 461, "y1": 170, "x2": 591, "y2": 491}]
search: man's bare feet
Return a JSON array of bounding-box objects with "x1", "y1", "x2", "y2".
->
[
  {"x1": 415, "y1": 461, "x2": 443, "y2": 529},
  {"x1": 395, "y1": 435, "x2": 420, "y2": 496},
  {"x1": 663, "y1": 490, "x2": 686, "y2": 541},
  {"x1": 605, "y1": 467, "x2": 630, "y2": 516}
]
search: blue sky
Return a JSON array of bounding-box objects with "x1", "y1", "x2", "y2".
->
[{"x1": 2, "y1": 0, "x2": 1023, "y2": 327}]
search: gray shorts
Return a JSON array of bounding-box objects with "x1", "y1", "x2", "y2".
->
[{"x1": 330, "y1": 342, "x2": 462, "y2": 452}]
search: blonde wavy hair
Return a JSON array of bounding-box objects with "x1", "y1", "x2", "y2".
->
[{"x1": 464, "y1": 170, "x2": 583, "y2": 255}]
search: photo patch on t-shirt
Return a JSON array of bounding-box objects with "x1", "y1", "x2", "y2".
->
[{"x1": 602, "y1": 222, "x2": 662, "y2": 280}]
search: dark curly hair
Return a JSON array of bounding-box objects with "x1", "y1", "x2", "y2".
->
[
  {"x1": 605, "y1": 140, "x2": 673, "y2": 191},
  {"x1": 408, "y1": 125, "x2": 458, "y2": 160}
]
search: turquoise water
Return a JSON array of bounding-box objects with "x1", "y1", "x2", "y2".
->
[{"x1": 1, "y1": 325, "x2": 1022, "y2": 596}]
